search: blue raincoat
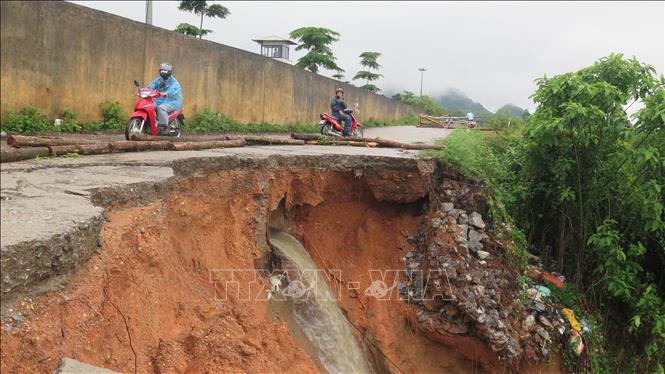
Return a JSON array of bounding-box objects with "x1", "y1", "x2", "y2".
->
[{"x1": 147, "y1": 75, "x2": 183, "y2": 110}]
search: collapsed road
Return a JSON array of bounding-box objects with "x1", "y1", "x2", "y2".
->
[{"x1": 0, "y1": 126, "x2": 561, "y2": 373}]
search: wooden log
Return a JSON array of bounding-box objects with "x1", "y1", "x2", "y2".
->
[
  {"x1": 48, "y1": 143, "x2": 113, "y2": 156},
  {"x1": 7, "y1": 135, "x2": 100, "y2": 147},
  {"x1": 130, "y1": 134, "x2": 237, "y2": 142},
  {"x1": 243, "y1": 135, "x2": 306, "y2": 145},
  {"x1": 48, "y1": 145, "x2": 81, "y2": 156},
  {"x1": 76, "y1": 143, "x2": 113, "y2": 155},
  {"x1": 1, "y1": 147, "x2": 50, "y2": 162},
  {"x1": 171, "y1": 139, "x2": 246, "y2": 151},
  {"x1": 290, "y1": 133, "x2": 443, "y2": 150},
  {"x1": 110, "y1": 141, "x2": 174, "y2": 152},
  {"x1": 305, "y1": 140, "x2": 378, "y2": 147}
]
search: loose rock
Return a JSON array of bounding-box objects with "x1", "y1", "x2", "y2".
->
[{"x1": 469, "y1": 212, "x2": 486, "y2": 229}]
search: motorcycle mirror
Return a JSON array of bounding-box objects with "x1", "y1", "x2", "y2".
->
[{"x1": 133, "y1": 80, "x2": 140, "y2": 88}]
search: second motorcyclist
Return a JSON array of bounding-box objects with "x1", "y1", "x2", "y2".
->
[{"x1": 330, "y1": 88, "x2": 352, "y2": 137}]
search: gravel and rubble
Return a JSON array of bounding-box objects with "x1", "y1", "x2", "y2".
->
[{"x1": 400, "y1": 173, "x2": 568, "y2": 372}]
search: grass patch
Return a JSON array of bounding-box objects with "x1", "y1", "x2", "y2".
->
[
  {"x1": 187, "y1": 109, "x2": 319, "y2": 134},
  {"x1": 363, "y1": 113, "x2": 419, "y2": 128}
]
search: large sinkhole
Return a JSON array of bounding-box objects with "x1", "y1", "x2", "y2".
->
[{"x1": 1, "y1": 156, "x2": 536, "y2": 374}]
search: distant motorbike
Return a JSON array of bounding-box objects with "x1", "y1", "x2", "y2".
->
[
  {"x1": 125, "y1": 80, "x2": 184, "y2": 140},
  {"x1": 318, "y1": 109, "x2": 364, "y2": 138}
]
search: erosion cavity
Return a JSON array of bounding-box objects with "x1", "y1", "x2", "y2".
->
[{"x1": 0, "y1": 155, "x2": 547, "y2": 374}]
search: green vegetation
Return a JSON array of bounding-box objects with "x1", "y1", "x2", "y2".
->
[
  {"x1": 392, "y1": 91, "x2": 447, "y2": 116},
  {"x1": 2, "y1": 103, "x2": 417, "y2": 135},
  {"x1": 2, "y1": 106, "x2": 51, "y2": 133},
  {"x1": 363, "y1": 114, "x2": 419, "y2": 127},
  {"x1": 353, "y1": 52, "x2": 383, "y2": 93},
  {"x1": 187, "y1": 108, "x2": 319, "y2": 133},
  {"x1": 428, "y1": 54, "x2": 664, "y2": 373},
  {"x1": 176, "y1": 0, "x2": 230, "y2": 39},
  {"x1": 174, "y1": 23, "x2": 211, "y2": 38},
  {"x1": 59, "y1": 108, "x2": 81, "y2": 132},
  {"x1": 331, "y1": 71, "x2": 346, "y2": 81},
  {"x1": 98, "y1": 101, "x2": 126, "y2": 130},
  {"x1": 289, "y1": 27, "x2": 342, "y2": 74}
]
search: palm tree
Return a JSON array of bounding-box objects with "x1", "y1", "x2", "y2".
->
[{"x1": 178, "y1": 1, "x2": 230, "y2": 39}]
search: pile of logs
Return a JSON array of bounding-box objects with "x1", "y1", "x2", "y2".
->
[{"x1": 1, "y1": 132, "x2": 443, "y2": 163}]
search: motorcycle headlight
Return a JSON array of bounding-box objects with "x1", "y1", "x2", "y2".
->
[{"x1": 140, "y1": 91, "x2": 149, "y2": 98}]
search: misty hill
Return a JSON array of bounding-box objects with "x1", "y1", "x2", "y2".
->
[
  {"x1": 437, "y1": 88, "x2": 492, "y2": 115},
  {"x1": 496, "y1": 104, "x2": 526, "y2": 117}
]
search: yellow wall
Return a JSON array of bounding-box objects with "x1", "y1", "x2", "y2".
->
[{"x1": 0, "y1": 1, "x2": 414, "y2": 124}]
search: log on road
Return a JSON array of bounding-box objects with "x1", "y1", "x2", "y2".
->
[
  {"x1": 1, "y1": 147, "x2": 50, "y2": 162},
  {"x1": 110, "y1": 141, "x2": 174, "y2": 152},
  {"x1": 304, "y1": 140, "x2": 378, "y2": 147},
  {"x1": 243, "y1": 135, "x2": 305, "y2": 145},
  {"x1": 290, "y1": 133, "x2": 443, "y2": 150},
  {"x1": 130, "y1": 134, "x2": 239, "y2": 142},
  {"x1": 48, "y1": 143, "x2": 113, "y2": 156},
  {"x1": 171, "y1": 139, "x2": 247, "y2": 151},
  {"x1": 7, "y1": 135, "x2": 101, "y2": 147}
]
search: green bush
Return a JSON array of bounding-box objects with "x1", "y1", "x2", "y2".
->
[
  {"x1": 58, "y1": 107, "x2": 81, "y2": 132},
  {"x1": 2, "y1": 106, "x2": 50, "y2": 133},
  {"x1": 98, "y1": 101, "x2": 125, "y2": 130}
]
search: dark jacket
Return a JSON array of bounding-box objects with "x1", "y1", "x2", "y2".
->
[{"x1": 330, "y1": 96, "x2": 347, "y2": 114}]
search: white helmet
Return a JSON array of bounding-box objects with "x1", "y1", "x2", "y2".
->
[{"x1": 159, "y1": 62, "x2": 173, "y2": 79}]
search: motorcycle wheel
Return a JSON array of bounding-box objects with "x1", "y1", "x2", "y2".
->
[
  {"x1": 169, "y1": 117, "x2": 183, "y2": 138},
  {"x1": 125, "y1": 117, "x2": 144, "y2": 140},
  {"x1": 351, "y1": 126, "x2": 364, "y2": 139},
  {"x1": 320, "y1": 123, "x2": 333, "y2": 136}
]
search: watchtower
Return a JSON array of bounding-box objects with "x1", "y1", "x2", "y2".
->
[{"x1": 252, "y1": 35, "x2": 297, "y2": 64}]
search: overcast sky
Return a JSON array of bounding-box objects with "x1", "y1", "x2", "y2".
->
[{"x1": 70, "y1": 1, "x2": 664, "y2": 112}]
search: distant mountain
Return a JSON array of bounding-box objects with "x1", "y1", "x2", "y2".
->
[
  {"x1": 437, "y1": 88, "x2": 492, "y2": 115},
  {"x1": 496, "y1": 104, "x2": 526, "y2": 117}
]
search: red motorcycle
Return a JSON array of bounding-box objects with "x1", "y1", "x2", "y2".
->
[
  {"x1": 318, "y1": 109, "x2": 364, "y2": 138},
  {"x1": 125, "y1": 80, "x2": 184, "y2": 140}
]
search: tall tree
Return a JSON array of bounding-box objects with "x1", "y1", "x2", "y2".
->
[
  {"x1": 177, "y1": 0, "x2": 230, "y2": 39},
  {"x1": 289, "y1": 27, "x2": 342, "y2": 74},
  {"x1": 353, "y1": 52, "x2": 383, "y2": 93}
]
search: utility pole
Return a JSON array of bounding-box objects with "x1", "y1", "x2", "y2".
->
[
  {"x1": 418, "y1": 68, "x2": 426, "y2": 97},
  {"x1": 145, "y1": 0, "x2": 153, "y2": 25}
]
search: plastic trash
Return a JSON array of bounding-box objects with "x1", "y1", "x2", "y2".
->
[
  {"x1": 541, "y1": 271, "x2": 565, "y2": 289},
  {"x1": 569, "y1": 330, "x2": 585, "y2": 356},
  {"x1": 562, "y1": 308, "x2": 582, "y2": 332},
  {"x1": 534, "y1": 285, "x2": 552, "y2": 298},
  {"x1": 581, "y1": 319, "x2": 592, "y2": 333}
]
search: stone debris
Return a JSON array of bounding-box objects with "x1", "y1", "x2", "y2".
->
[
  {"x1": 53, "y1": 358, "x2": 120, "y2": 374},
  {"x1": 469, "y1": 212, "x2": 486, "y2": 229},
  {"x1": 523, "y1": 314, "x2": 535, "y2": 331},
  {"x1": 476, "y1": 250, "x2": 490, "y2": 260}
]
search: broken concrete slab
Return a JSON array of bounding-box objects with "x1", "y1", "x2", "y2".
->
[{"x1": 53, "y1": 358, "x2": 119, "y2": 374}]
